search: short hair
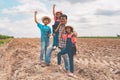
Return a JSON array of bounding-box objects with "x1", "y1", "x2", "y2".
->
[{"x1": 60, "y1": 14, "x2": 68, "y2": 20}]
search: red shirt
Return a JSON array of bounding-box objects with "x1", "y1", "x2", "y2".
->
[
  {"x1": 54, "y1": 16, "x2": 60, "y2": 22},
  {"x1": 62, "y1": 33, "x2": 77, "y2": 44}
]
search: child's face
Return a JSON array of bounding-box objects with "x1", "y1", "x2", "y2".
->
[
  {"x1": 60, "y1": 17, "x2": 67, "y2": 25},
  {"x1": 43, "y1": 19, "x2": 49, "y2": 25},
  {"x1": 56, "y1": 13, "x2": 62, "y2": 18},
  {"x1": 66, "y1": 28, "x2": 71, "y2": 34}
]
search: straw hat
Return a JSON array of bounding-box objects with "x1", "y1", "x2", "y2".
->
[
  {"x1": 42, "y1": 16, "x2": 51, "y2": 24},
  {"x1": 65, "y1": 26, "x2": 74, "y2": 32},
  {"x1": 56, "y1": 11, "x2": 62, "y2": 15}
]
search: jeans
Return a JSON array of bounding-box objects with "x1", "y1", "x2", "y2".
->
[
  {"x1": 45, "y1": 45, "x2": 69, "y2": 70},
  {"x1": 53, "y1": 32, "x2": 59, "y2": 47},
  {"x1": 57, "y1": 48, "x2": 69, "y2": 71},
  {"x1": 40, "y1": 41, "x2": 49, "y2": 62},
  {"x1": 45, "y1": 45, "x2": 53, "y2": 64}
]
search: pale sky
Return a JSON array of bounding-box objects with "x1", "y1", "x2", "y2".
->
[{"x1": 0, "y1": 0, "x2": 120, "y2": 38}]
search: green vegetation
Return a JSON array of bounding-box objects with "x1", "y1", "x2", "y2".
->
[
  {"x1": 0, "y1": 34, "x2": 14, "y2": 46},
  {"x1": 78, "y1": 36, "x2": 120, "y2": 38},
  {"x1": 0, "y1": 34, "x2": 14, "y2": 39}
]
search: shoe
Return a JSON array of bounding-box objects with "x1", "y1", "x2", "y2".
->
[
  {"x1": 56, "y1": 47, "x2": 61, "y2": 53},
  {"x1": 53, "y1": 46, "x2": 57, "y2": 50},
  {"x1": 68, "y1": 73, "x2": 78, "y2": 79}
]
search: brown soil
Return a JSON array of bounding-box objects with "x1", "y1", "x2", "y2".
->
[{"x1": 0, "y1": 38, "x2": 120, "y2": 80}]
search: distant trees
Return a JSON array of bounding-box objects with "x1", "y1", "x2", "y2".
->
[{"x1": 0, "y1": 34, "x2": 14, "y2": 39}]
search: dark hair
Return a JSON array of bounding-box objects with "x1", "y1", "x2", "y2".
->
[
  {"x1": 60, "y1": 14, "x2": 68, "y2": 20},
  {"x1": 65, "y1": 26, "x2": 73, "y2": 32}
]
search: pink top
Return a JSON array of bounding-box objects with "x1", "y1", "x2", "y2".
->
[
  {"x1": 54, "y1": 16, "x2": 60, "y2": 22},
  {"x1": 62, "y1": 33, "x2": 77, "y2": 44}
]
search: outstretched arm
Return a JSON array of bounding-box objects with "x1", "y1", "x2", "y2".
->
[
  {"x1": 53, "y1": 4, "x2": 56, "y2": 16},
  {"x1": 34, "y1": 11, "x2": 38, "y2": 24}
]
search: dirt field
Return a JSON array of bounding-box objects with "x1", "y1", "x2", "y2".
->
[{"x1": 0, "y1": 38, "x2": 120, "y2": 80}]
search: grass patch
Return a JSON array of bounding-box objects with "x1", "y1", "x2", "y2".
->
[
  {"x1": 0, "y1": 34, "x2": 14, "y2": 46},
  {"x1": 0, "y1": 38, "x2": 12, "y2": 46},
  {"x1": 78, "y1": 36, "x2": 120, "y2": 38}
]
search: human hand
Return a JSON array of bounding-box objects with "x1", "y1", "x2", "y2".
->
[
  {"x1": 34, "y1": 11, "x2": 37, "y2": 14},
  {"x1": 53, "y1": 4, "x2": 56, "y2": 8}
]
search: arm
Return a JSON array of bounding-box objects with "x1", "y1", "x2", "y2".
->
[
  {"x1": 54, "y1": 23, "x2": 61, "y2": 32},
  {"x1": 34, "y1": 11, "x2": 38, "y2": 24},
  {"x1": 53, "y1": 4, "x2": 56, "y2": 16}
]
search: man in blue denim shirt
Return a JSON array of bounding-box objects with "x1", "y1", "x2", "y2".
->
[{"x1": 34, "y1": 11, "x2": 52, "y2": 65}]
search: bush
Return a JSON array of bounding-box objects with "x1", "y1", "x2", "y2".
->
[{"x1": 0, "y1": 34, "x2": 14, "y2": 39}]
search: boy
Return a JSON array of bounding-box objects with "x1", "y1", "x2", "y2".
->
[
  {"x1": 52, "y1": 4, "x2": 62, "y2": 49},
  {"x1": 34, "y1": 11, "x2": 52, "y2": 65}
]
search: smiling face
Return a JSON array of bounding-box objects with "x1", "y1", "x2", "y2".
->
[
  {"x1": 60, "y1": 17, "x2": 67, "y2": 25},
  {"x1": 66, "y1": 27, "x2": 71, "y2": 34},
  {"x1": 56, "y1": 12, "x2": 62, "y2": 18},
  {"x1": 43, "y1": 19, "x2": 49, "y2": 25}
]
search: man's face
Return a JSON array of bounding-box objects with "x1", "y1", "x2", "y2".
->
[{"x1": 60, "y1": 17, "x2": 67, "y2": 25}]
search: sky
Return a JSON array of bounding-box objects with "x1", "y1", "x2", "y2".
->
[{"x1": 0, "y1": 0, "x2": 120, "y2": 38}]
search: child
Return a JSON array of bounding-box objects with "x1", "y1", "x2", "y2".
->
[
  {"x1": 57, "y1": 26, "x2": 77, "y2": 78},
  {"x1": 52, "y1": 4, "x2": 62, "y2": 49},
  {"x1": 34, "y1": 11, "x2": 52, "y2": 65}
]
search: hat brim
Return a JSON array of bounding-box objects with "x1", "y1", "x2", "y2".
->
[
  {"x1": 65, "y1": 26, "x2": 74, "y2": 32},
  {"x1": 56, "y1": 11, "x2": 62, "y2": 15},
  {"x1": 42, "y1": 16, "x2": 51, "y2": 24}
]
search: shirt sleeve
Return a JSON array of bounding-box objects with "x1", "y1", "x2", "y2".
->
[
  {"x1": 37, "y1": 23, "x2": 43, "y2": 29},
  {"x1": 72, "y1": 36, "x2": 77, "y2": 44}
]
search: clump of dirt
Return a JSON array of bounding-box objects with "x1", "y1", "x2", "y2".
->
[{"x1": 0, "y1": 38, "x2": 120, "y2": 80}]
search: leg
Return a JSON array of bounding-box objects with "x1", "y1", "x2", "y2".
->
[
  {"x1": 54, "y1": 32, "x2": 59, "y2": 46},
  {"x1": 62, "y1": 54, "x2": 69, "y2": 71},
  {"x1": 52, "y1": 33, "x2": 56, "y2": 47},
  {"x1": 40, "y1": 42, "x2": 45, "y2": 62},
  {"x1": 45, "y1": 45, "x2": 53, "y2": 65},
  {"x1": 68, "y1": 51, "x2": 74, "y2": 73},
  {"x1": 57, "y1": 48, "x2": 67, "y2": 65}
]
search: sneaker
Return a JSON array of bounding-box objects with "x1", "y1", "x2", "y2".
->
[
  {"x1": 68, "y1": 72, "x2": 78, "y2": 79},
  {"x1": 56, "y1": 47, "x2": 61, "y2": 53},
  {"x1": 53, "y1": 46, "x2": 57, "y2": 50}
]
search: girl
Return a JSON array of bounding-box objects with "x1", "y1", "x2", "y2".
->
[
  {"x1": 57, "y1": 26, "x2": 77, "y2": 78},
  {"x1": 52, "y1": 4, "x2": 62, "y2": 49}
]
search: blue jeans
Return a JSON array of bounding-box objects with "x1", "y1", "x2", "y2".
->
[
  {"x1": 45, "y1": 45, "x2": 53, "y2": 64},
  {"x1": 40, "y1": 41, "x2": 49, "y2": 62},
  {"x1": 57, "y1": 48, "x2": 69, "y2": 71},
  {"x1": 53, "y1": 32, "x2": 59, "y2": 47},
  {"x1": 45, "y1": 46, "x2": 69, "y2": 70}
]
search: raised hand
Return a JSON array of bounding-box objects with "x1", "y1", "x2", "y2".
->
[
  {"x1": 53, "y1": 4, "x2": 56, "y2": 8},
  {"x1": 35, "y1": 11, "x2": 37, "y2": 14}
]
